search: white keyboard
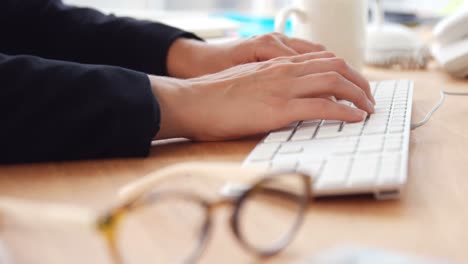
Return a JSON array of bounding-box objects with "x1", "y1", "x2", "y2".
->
[{"x1": 243, "y1": 80, "x2": 414, "y2": 200}]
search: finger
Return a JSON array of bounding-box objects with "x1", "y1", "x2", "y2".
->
[
  {"x1": 285, "y1": 98, "x2": 368, "y2": 123},
  {"x1": 255, "y1": 34, "x2": 299, "y2": 61},
  {"x1": 295, "y1": 58, "x2": 375, "y2": 104},
  {"x1": 318, "y1": 95, "x2": 337, "y2": 101},
  {"x1": 286, "y1": 72, "x2": 374, "y2": 113},
  {"x1": 283, "y1": 37, "x2": 326, "y2": 54},
  {"x1": 344, "y1": 64, "x2": 375, "y2": 105},
  {"x1": 272, "y1": 51, "x2": 336, "y2": 63},
  {"x1": 270, "y1": 32, "x2": 326, "y2": 54}
]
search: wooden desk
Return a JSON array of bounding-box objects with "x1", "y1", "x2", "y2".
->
[{"x1": 1, "y1": 65, "x2": 468, "y2": 264}]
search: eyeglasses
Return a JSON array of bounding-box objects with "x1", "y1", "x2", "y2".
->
[{"x1": 0, "y1": 162, "x2": 312, "y2": 264}]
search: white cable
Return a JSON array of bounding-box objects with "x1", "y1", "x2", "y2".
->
[{"x1": 411, "y1": 89, "x2": 468, "y2": 130}]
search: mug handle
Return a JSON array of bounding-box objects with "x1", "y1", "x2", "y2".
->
[{"x1": 274, "y1": 6, "x2": 308, "y2": 34}]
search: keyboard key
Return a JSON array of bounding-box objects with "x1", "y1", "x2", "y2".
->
[
  {"x1": 284, "y1": 122, "x2": 300, "y2": 128},
  {"x1": 378, "y1": 153, "x2": 402, "y2": 186},
  {"x1": 340, "y1": 122, "x2": 364, "y2": 136},
  {"x1": 384, "y1": 142, "x2": 402, "y2": 152},
  {"x1": 386, "y1": 134, "x2": 404, "y2": 142},
  {"x1": 321, "y1": 120, "x2": 343, "y2": 126},
  {"x1": 315, "y1": 120, "x2": 343, "y2": 139},
  {"x1": 384, "y1": 134, "x2": 404, "y2": 150},
  {"x1": 302, "y1": 139, "x2": 337, "y2": 156},
  {"x1": 291, "y1": 121, "x2": 320, "y2": 141},
  {"x1": 389, "y1": 126, "x2": 405, "y2": 133},
  {"x1": 370, "y1": 83, "x2": 377, "y2": 94},
  {"x1": 368, "y1": 114, "x2": 389, "y2": 123},
  {"x1": 278, "y1": 143, "x2": 304, "y2": 154},
  {"x1": 394, "y1": 96, "x2": 408, "y2": 102},
  {"x1": 244, "y1": 161, "x2": 270, "y2": 171},
  {"x1": 337, "y1": 100, "x2": 352, "y2": 107},
  {"x1": 315, "y1": 127, "x2": 341, "y2": 138},
  {"x1": 375, "y1": 83, "x2": 395, "y2": 97},
  {"x1": 391, "y1": 117, "x2": 405, "y2": 123},
  {"x1": 393, "y1": 102, "x2": 407, "y2": 108},
  {"x1": 348, "y1": 154, "x2": 379, "y2": 187},
  {"x1": 343, "y1": 122, "x2": 366, "y2": 129},
  {"x1": 357, "y1": 135, "x2": 384, "y2": 153},
  {"x1": 302, "y1": 120, "x2": 321, "y2": 125},
  {"x1": 393, "y1": 109, "x2": 407, "y2": 115},
  {"x1": 333, "y1": 137, "x2": 359, "y2": 155},
  {"x1": 374, "y1": 107, "x2": 392, "y2": 113},
  {"x1": 374, "y1": 108, "x2": 391, "y2": 114},
  {"x1": 299, "y1": 156, "x2": 325, "y2": 165},
  {"x1": 263, "y1": 128, "x2": 294, "y2": 143},
  {"x1": 298, "y1": 159, "x2": 324, "y2": 180},
  {"x1": 395, "y1": 88, "x2": 408, "y2": 94},
  {"x1": 249, "y1": 143, "x2": 280, "y2": 161},
  {"x1": 389, "y1": 120, "x2": 405, "y2": 127},
  {"x1": 362, "y1": 125, "x2": 387, "y2": 135},
  {"x1": 316, "y1": 156, "x2": 352, "y2": 189},
  {"x1": 366, "y1": 117, "x2": 388, "y2": 128},
  {"x1": 271, "y1": 159, "x2": 298, "y2": 171},
  {"x1": 375, "y1": 98, "x2": 393, "y2": 103}
]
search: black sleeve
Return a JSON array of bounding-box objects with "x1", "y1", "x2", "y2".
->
[
  {"x1": 0, "y1": 53, "x2": 161, "y2": 164},
  {"x1": 0, "y1": 0, "x2": 202, "y2": 76}
]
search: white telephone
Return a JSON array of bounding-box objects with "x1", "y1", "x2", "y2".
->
[{"x1": 432, "y1": 6, "x2": 468, "y2": 78}]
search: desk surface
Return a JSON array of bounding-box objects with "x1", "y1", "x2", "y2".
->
[{"x1": 1, "y1": 65, "x2": 468, "y2": 264}]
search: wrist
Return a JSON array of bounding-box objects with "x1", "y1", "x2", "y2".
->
[
  {"x1": 166, "y1": 38, "x2": 231, "y2": 78},
  {"x1": 148, "y1": 75, "x2": 194, "y2": 140}
]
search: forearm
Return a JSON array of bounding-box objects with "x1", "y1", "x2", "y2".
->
[
  {"x1": 0, "y1": 54, "x2": 160, "y2": 164},
  {"x1": 0, "y1": 0, "x2": 201, "y2": 76}
]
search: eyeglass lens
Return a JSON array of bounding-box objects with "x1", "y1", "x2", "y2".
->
[
  {"x1": 115, "y1": 195, "x2": 209, "y2": 264},
  {"x1": 234, "y1": 173, "x2": 308, "y2": 255}
]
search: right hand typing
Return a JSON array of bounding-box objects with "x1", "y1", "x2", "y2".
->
[{"x1": 150, "y1": 51, "x2": 375, "y2": 141}]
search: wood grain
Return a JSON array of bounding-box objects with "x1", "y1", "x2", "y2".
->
[{"x1": 1, "y1": 64, "x2": 468, "y2": 264}]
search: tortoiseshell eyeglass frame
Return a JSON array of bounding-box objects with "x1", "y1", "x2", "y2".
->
[{"x1": 99, "y1": 169, "x2": 312, "y2": 264}]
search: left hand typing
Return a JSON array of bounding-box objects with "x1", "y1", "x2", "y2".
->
[{"x1": 166, "y1": 32, "x2": 326, "y2": 78}]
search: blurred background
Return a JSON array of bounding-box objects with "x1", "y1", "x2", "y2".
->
[
  {"x1": 63, "y1": 0, "x2": 287, "y2": 11},
  {"x1": 64, "y1": 0, "x2": 462, "y2": 15},
  {"x1": 62, "y1": 0, "x2": 465, "y2": 39}
]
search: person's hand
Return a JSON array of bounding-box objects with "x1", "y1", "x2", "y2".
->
[
  {"x1": 167, "y1": 33, "x2": 326, "y2": 78},
  {"x1": 150, "y1": 51, "x2": 375, "y2": 141}
]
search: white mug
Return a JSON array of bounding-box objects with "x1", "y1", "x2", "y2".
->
[{"x1": 275, "y1": 0, "x2": 368, "y2": 71}]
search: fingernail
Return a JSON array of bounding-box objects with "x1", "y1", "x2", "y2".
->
[{"x1": 354, "y1": 109, "x2": 368, "y2": 121}]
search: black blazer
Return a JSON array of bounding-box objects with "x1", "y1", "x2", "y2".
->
[{"x1": 0, "y1": 0, "x2": 200, "y2": 164}]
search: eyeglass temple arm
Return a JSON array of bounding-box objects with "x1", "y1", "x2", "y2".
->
[
  {"x1": 0, "y1": 198, "x2": 124, "y2": 264},
  {"x1": 0, "y1": 163, "x2": 290, "y2": 227},
  {"x1": 118, "y1": 162, "x2": 268, "y2": 204},
  {"x1": 0, "y1": 197, "x2": 98, "y2": 228},
  {"x1": 0, "y1": 163, "x2": 264, "y2": 227}
]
